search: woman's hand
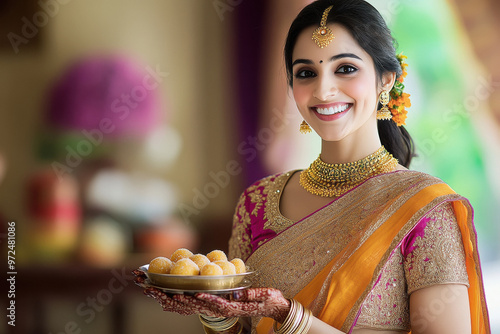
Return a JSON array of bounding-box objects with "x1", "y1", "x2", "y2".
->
[
  {"x1": 196, "y1": 288, "x2": 290, "y2": 323},
  {"x1": 133, "y1": 269, "x2": 205, "y2": 316},
  {"x1": 133, "y1": 269, "x2": 290, "y2": 322}
]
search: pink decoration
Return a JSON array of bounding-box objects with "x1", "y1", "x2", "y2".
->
[{"x1": 46, "y1": 56, "x2": 162, "y2": 137}]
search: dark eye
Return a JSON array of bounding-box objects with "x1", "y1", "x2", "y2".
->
[
  {"x1": 294, "y1": 70, "x2": 316, "y2": 79},
  {"x1": 336, "y1": 65, "x2": 357, "y2": 74}
]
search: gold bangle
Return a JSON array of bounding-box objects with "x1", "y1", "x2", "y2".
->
[
  {"x1": 199, "y1": 315, "x2": 239, "y2": 332},
  {"x1": 273, "y1": 299, "x2": 305, "y2": 334},
  {"x1": 302, "y1": 308, "x2": 313, "y2": 334},
  {"x1": 273, "y1": 299, "x2": 296, "y2": 333},
  {"x1": 290, "y1": 303, "x2": 304, "y2": 334},
  {"x1": 236, "y1": 322, "x2": 243, "y2": 334},
  {"x1": 273, "y1": 300, "x2": 313, "y2": 334},
  {"x1": 293, "y1": 307, "x2": 312, "y2": 334},
  {"x1": 202, "y1": 321, "x2": 243, "y2": 334}
]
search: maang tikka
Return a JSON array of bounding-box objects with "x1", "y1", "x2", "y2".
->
[{"x1": 312, "y1": 5, "x2": 335, "y2": 48}]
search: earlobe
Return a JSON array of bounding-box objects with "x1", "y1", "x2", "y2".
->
[{"x1": 382, "y1": 72, "x2": 397, "y2": 92}]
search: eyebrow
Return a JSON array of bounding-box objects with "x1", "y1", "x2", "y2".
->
[{"x1": 292, "y1": 53, "x2": 363, "y2": 67}]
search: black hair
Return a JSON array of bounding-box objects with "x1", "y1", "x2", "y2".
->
[{"x1": 284, "y1": 0, "x2": 415, "y2": 167}]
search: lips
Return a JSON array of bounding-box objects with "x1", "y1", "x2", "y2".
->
[
  {"x1": 311, "y1": 103, "x2": 352, "y2": 121},
  {"x1": 315, "y1": 104, "x2": 350, "y2": 115}
]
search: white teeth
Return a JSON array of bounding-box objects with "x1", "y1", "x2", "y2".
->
[{"x1": 316, "y1": 104, "x2": 349, "y2": 115}]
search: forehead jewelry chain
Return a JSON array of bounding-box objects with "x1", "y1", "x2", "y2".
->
[{"x1": 312, "y1": 5, "x2": 335, "y2": 48}]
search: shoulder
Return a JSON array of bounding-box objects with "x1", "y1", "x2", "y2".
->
[
  {"x1": 238, "y1": 170, "x2": 298, "y2": 200},
  {"x1": 390, "y1": 170, "x2": 472, "y2": 210},
  {"x1": 402, "y1": 201, "x2": 470, "y2": 294},
  {"x1": 394, "y1": 171, "x2": 473, "y2": 204},
  {"x1": 363, "y1": 170, "x2": 446, "y2": 196},
  {"x1": 388, "y1": 170, "x2": 443, "y2": 184},
  {"x1": 382, "y1": 170, "x2": 457, "y2": 196},
  {"x1": 232, "y1": 170, "x2": 298, "y2": 220}
]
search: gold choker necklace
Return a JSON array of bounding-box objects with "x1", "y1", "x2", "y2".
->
[{"x1": 299, "y1": 146, "x2": 398, "y2": 197}]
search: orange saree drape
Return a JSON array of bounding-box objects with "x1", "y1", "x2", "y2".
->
[{"x1": 244, "y1": 171, "x2": 489, "y2": 333}]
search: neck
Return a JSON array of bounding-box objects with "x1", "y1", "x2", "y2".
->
[{"x1": 319, "y1": 120, "x2": 382, "y2": 164}]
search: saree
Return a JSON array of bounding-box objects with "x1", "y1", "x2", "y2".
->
[{"x1": 228, "y1": 170, "x2": 490, "y2": 333}]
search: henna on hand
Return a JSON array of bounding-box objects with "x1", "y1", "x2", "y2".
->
[
  {"x1": 132, "y1": 269, "x2": 149, "y2": 288},
  {"x1": 196, "y1": 288, "x2": 291, "y2": 323},
  {"x1": 132, "y1": 270, "x2": 226, "y2": 317},
  {"x1": 133, "y1": 269, "x2": 291, "y2": 323},
  {"x1": 142, "y1": 288, "x2": 233, "y2": 317},
  {"x1": 143, "y1": 288, "x2": 212, "y2": 316}
]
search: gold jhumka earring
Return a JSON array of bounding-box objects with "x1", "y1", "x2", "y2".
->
[
  {"x1": 312, "y1": 5, "x2": 335, "y2": 48},
  {"x1": 300, "y1": 120, "x2": 312, "y2": 134},
  {"x1": 376, "y1": 90, "x2": 392, "y2": 120}
]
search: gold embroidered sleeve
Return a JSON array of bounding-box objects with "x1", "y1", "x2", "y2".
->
[
  {"x1": 228, "y1": 191, "x2": 253, "y2": 261},
  {"x1": 355, "y1": 249, "x2": 410, "y2": 331},
  {"x1": 404, "y1": 201, "x2": 469, "y2": 295}
]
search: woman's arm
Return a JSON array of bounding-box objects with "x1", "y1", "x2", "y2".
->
[
  {"x1": 409, "y1": 284, "x2": 471, "y2": 334},
  {"x1": 403, "y1": 202, "x2": 472, "y2": 334},
  {"x1": 343, "y1": 284, "x2": 472, "y2": 334},
  {"x1": 307, "y1": 317, "x2": 412, "y2": 334},
  {"x1": 305, "y1": 317, "x2": 345, "y2": 334},
  {"x1": 304, "y1": 317, "x2": 408, "y2": 334}
]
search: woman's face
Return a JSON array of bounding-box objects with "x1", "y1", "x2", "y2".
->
[{"x1": 292, "y1": 23, "x2": 389, "y2": 142}]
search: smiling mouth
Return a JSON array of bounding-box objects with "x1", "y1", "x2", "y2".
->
[{"x1": 313, "y1": 104, "x2": 351, "y2": 115}]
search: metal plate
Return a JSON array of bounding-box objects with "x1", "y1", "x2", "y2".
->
[
  {"x1": 139, "y1": 265, "x2": 254, "y2": 290},
  {"x1": 142, "y1": 278, "x2": 252, "y2": 295}
]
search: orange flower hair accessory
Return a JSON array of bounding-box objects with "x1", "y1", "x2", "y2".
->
[{"x1": 388, "y1": 53, "x2": 411, "y2": 126}]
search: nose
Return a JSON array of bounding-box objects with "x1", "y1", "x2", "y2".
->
[{"x1": 313, "y1": 74, "x2": 338, "y2": 101}]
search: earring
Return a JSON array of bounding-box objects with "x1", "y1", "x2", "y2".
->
[
  {"x1": 300, "y1": 120, "x2": 312, "y2": 134},
  {"x1": 376, "y1": 90, "x2": 392, "y2": 120}
]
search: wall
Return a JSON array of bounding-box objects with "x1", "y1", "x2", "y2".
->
[
  {"x1": 0, "y1": 0, "x2": 240, "y2": 257},
  {"x1": 0, "y1": 1, "x2": 240, "y2": 333}
]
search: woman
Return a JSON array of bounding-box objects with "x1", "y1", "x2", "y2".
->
[{"x1": 134, "y1": 0, "x2": 490, "y2": 333}]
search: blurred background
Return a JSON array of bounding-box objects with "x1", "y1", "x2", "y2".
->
[{"x1": 0, "y1": 0, "x2": 498, "y2": 333}]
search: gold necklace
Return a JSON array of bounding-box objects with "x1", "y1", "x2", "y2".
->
[{"x1": 299, "y1": 146, "x2": 398, "y2": 197}]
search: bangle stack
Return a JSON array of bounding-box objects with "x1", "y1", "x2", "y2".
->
[
  {"x1": 273, "y1": 299, "x2": 313, "y2": 334},
  {"x1": 199, "y1": 315, "x2": 240, "y2": 333}
]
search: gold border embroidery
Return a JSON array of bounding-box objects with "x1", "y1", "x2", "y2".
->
[{"x1": 263, "y1": 172, "x2": 295, "y2": 232}]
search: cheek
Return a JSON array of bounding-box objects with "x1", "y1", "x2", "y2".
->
[
  {"x1": 345, "y1": 77, "x2": 375, "y2": 102},
  {"x1": 292, "y1": 84, "x2": 310, "y2": 107}
]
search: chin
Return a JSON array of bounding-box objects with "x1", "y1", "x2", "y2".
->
[{"x1": 313, "y1": 128, "x2": 349, "y2": 142}]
